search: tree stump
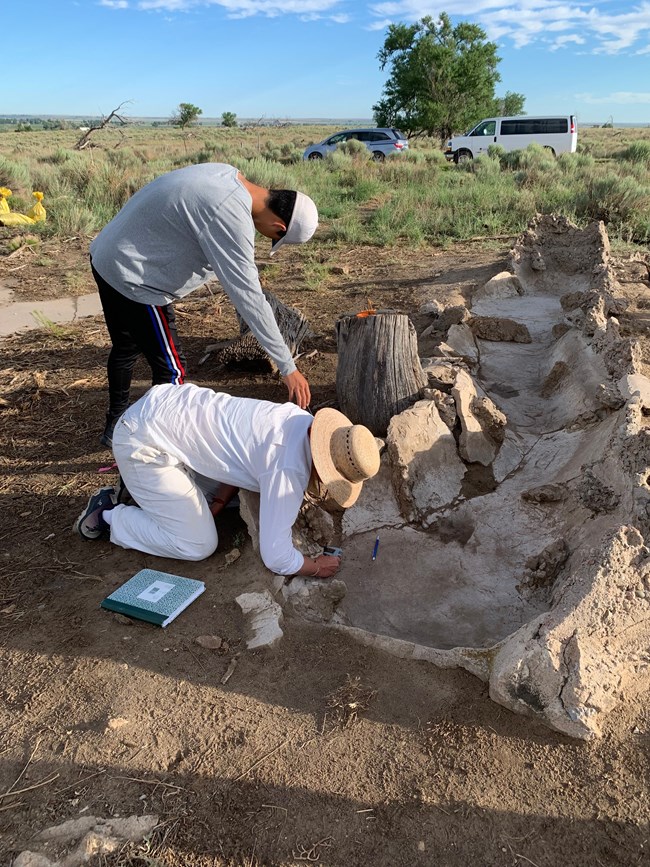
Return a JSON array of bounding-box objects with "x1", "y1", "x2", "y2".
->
[{"x1": 336, "y1": 311, "x2": 427, "y2": 436}]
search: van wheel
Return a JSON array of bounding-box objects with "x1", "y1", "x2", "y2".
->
[
  {"x1": 372, "y1": 151, "x2": 385, "y2": 162},
  {"x1": 308, "y1": 152, "x2": 323, "y2": 160},
  {"x1": 454, "y1": 149, "x2": 472, "y2": 164},
  {"x1": 543, "y1": 146, "x2": 556, "y2": 157}
]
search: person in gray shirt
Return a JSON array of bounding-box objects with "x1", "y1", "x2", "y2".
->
[{"x1": 89, "y1": 163, "x2": 318, "y2": 446}]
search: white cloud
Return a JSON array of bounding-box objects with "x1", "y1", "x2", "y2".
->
[
  {"x1": 137, "y1": 0, "x2": 344, "y2": 15},
  {"x1": 99, "y1": 0, "x2": 129, "y2": 7},
  {"x1": 549, "y1": 33, "x2": 585, "y2": 50},
  {"x1": 575, "y1": 90, "x2": 650, "y2": 104},
  {"x1": 367, "y1": 1, "x2": 650, "y2": 55}
]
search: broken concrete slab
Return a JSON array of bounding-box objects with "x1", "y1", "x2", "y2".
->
[
  {"x1": 315, "y1": 216, "x2": 650, "y2": 740},
  {"x1": 452, "y1": 369, "x2": 503, "y2": 466},
  {"x1": 444, "y1": 323, "x2": 479, "y2": 364},
  {"x1": 236, "y1": 590, "x2": 284, "y2": 649},
  {"x1": 342, "y1": 454, "x2": 403, "y2": 537},
  {"x1": 472, "y1": 271, "x2": 523, "y2": 303},
  {"x1": 469, "y1": 316, "x2": 532, "y2": 343},
  {"x1": 386, "y1": 399, "x2": 466, "y2": 522}
]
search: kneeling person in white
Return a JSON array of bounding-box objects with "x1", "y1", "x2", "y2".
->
[{"x1": 75, "y1": 383, "x2": 380, "y2": 579}]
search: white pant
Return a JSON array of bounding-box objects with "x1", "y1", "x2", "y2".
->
[{"x1": 110, "y1": 417, "x2": 218, "y2": 561}]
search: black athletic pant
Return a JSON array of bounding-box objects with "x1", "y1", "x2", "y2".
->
[{"x1": 91, "y1": 263, "x2": 187, "y2": 419}]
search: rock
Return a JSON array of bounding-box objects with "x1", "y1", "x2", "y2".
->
[
  {"x1": 387, "y1": 399, "x2": 466, "y2": 522},
  {"x1": 468, "y1": 316, "x2": 532, "y2": 343},
  {"x1": 552, "y1": 322, "x2": 571, "y2": 339},
  {"x1": 422, "y1": 388, "x2": 457, "y2": 430},
  {"x1": 437, "y1": 304, "x2": 470, "y2": 332},
  {"x1": 521, "y1": 484, "x2": 568, "y2": 504},
  {"x1": 13, "y1": 855, "x2": 52, "y2": 867},
  {"x1": 195, "y1": 635, "x2": 223, "y2": 650},
  {"x1": 452, "y1": 369, "x2": 502, "y2": 466},
  {"x1": 531, "y1": 251, "x2": 546, "y2": 271},
  {"x1": 282, "y1": 577, "x2": 346, "y2": 623},
  {"x1": 445, "y1": 323, "x2": 479, "y2": 363},
  {"x1": 473, "y1": 271, "x2": 523, "y2": 303},
  {"x1": 418, "y1": 299, "x2": 444, "y2": 316},
  {"x1": 236, "y1": 590, "x2": 284, "y2": 649},
  {"x1": 113, "y1": 613, "x2": 133, "y2": 625},
  {"x1": 238, "y1": 489, "x2": 261, "y2": 552},
  {"x1": 576, "y1": 469, "x2": 620, "y2": 514},
  {"x1": 470, "y1": 396, "x2": 507, "y2": 444},
  {"x1": 518, "y1": 538, "x2": 570, "y2": 596},
  {"x1": 105, "y1": 717, "x2": 129, "y2": 731},
  {"x1": 419, "y1": 359, "x2": 457, "y2": 391}
]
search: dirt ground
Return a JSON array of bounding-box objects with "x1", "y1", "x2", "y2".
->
[{"x1": 1, "y1": 232, "x2": 650, "y2": 867}]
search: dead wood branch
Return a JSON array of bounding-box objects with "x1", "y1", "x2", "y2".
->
[{"x1": 74, "y1": 100, "x2": 132, "y2": 150}]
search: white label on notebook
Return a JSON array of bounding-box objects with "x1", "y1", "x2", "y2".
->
[{"x1": 137, "y1": 580, "x2": 175, "y2": 603}]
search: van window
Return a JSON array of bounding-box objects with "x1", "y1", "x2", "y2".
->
[
  {"x1": 471, "y1": 121, "x2": 496, "y2": 137},
  {"x1": 392, "y1": 129, "x2": 407, "y2": 140},
  {"x1": 500, "y1": 118, "x2": 568, "y2": 135}
]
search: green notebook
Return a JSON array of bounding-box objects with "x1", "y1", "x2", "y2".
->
[{"x1": 101, "y1": 569, "x2": 205, "y2": 627}]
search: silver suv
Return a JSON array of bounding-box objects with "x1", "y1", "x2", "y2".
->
[{"x1": 303, "y1": 128, "x2": 409, "y2": 162}]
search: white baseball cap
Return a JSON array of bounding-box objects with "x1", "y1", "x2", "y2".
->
[{"x1": 270, "y1": 191, "x2": 319, "y2": 255}]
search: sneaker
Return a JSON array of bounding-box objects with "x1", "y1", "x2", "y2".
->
[{"x1": 74, "y1": 486, "x2": 117, "y2": 541}]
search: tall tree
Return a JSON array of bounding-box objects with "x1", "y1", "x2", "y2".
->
[
  {"x1": 373, "y1": 14, "x2": 501, "y2": 142},
  {"x1": 171, "y1": 103, "x2": 203, "y2": 129},
  {"x1": 494, "y1": 91, "x2": 526, "y2": 117}
]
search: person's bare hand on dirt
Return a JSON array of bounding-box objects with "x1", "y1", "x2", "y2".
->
[{"x1": 283, "y1": 369, "x2": 311, "y2": 409}]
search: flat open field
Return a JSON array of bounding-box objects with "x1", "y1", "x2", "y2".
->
[{"x1": 1, "y1": 126, "x2": 650, "y2": 866}]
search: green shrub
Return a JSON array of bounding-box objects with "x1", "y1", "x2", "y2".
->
[
  {"x1": 575, "y1": 172, "x2": 650, "y2": 230},
  {"x1": 619, "y1": 141, "x2": 650, "y2": 165},
  {"x1": 0, "y1": 156, "x2": 31, "y2": 191}
]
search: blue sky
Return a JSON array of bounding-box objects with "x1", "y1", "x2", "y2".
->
[{"x1": 4, "y1": 0, "x2": 650, "y2": 123}]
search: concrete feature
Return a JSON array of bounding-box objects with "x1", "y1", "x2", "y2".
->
[{"x1": 332, "y1": 216, "x2": 650, "y2": 740}]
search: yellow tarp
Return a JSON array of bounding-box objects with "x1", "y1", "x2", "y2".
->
[{"x1": 0, "y1": 190, "x2": 46, "y2": 225}]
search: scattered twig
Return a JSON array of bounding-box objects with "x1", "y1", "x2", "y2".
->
[
  {"x1": 1, "y1": 738, "x2": 40, "y2": 797},
  {"x1": 0, "y1": 773, "x2": 59, "y2": 799},
  {"x1": 110, "y1": 775, "x2": 188, "y2": 792},
  {"x1": 231, "y1": 737, "x2": 291, "y2": 782}
]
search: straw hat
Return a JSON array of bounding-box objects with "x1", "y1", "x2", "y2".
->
[{"x1": 309, "y1": 408, "x2": 380, "y2": 508}]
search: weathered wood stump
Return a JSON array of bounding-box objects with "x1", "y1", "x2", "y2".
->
[{"x1": 336, "y1": 311, "x2": 427, "y2": 436}]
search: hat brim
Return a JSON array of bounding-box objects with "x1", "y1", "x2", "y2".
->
[{"x1": 310, "y1": 408, "x2": 363, "y2": 509}]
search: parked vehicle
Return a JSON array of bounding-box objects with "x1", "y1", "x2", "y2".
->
[
  {"x1": 303, "y1": 128, "x2": 409, "y2": 162},
  {"x1": 445, "y1": 115, "x2": 577, "y2": 163}
]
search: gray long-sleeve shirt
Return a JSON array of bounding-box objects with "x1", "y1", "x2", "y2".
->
[{"x1": 89, "y1": 163, "x2": 296, "y2": 376}]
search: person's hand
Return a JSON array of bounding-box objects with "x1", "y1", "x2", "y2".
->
[
  {"x1": 301, "y1": 553, "x2": 340, "y2": 579},
  {"x1": 282, "y1": 369, "x2": 311, "y2": 409}
]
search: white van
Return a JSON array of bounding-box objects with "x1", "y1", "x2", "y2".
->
[{"x1": 445, "y1": 115, "x2": 577, "y2": 163}]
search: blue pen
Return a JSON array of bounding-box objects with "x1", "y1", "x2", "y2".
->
[{"x1": 372, "y1": 534, "x2": 380, "y2": 561}]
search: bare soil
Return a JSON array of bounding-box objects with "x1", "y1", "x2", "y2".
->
[{"x1": 1, "y1": 235, "x2": 650, "y2": 866}]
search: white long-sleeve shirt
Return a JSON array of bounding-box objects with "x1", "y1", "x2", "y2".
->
[
  {"x1": 121, "y1": 383, "x2": 312, "y2": 574},
  {"x1": 89, "y1": 163, "x2": 296, "y2": 376}
]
